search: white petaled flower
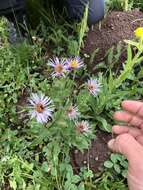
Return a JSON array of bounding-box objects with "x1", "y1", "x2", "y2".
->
[
  {"x1": 66, "y1": 105, "x2": 80, "y2": 120},
  {"x1": 75, "y1": 121, "x2": 90, "y2": 133},
  {"x1": 87, "y1": 78, "x2": 101, "y2": 97},
  {"x1": 48, "y1": 57, "x2": 67, "y2": 77},
  {"x1": 28, "y1": 93, "x2": 54, "y2": 124},
  {"x1": 66, "y1": 56, "x2": 84, "y2": 70}
]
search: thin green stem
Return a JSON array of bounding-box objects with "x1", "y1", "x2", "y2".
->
[{"x1": 125, "y1": 0, "x2": 128, "y2": 11}]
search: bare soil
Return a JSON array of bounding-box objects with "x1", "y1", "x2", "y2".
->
[
  {"x1": 71, "y1": 131, "x2": 111, "y2": 173},
  {"x1": 82, "y1": 10, "x2": 143, "y2": 70}
]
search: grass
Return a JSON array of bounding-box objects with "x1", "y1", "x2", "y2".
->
[
  {"x1": 106, "y1": 0, "x2": 143, "y2": 11},
  {"x1": 0, "y1": 0, "x2": 143, "y2": 189}
]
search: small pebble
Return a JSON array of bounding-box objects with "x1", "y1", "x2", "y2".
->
[
  {"x1": 89, "y1": 155, "x2": 93, "y2": 158},
  {"x1": 83, "y1": 160, "x2": 87, "y2": 164},
  {"x1": 95, "y1": 156, "x2": 99, "y2": 161}
]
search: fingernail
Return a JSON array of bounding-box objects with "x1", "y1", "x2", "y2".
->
[{"x1": 108, "y1": 139, "x2": 115, "y2": 149}]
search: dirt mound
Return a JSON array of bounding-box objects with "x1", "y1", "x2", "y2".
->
[
  {"x1": 71, "y1": 131, "x2": 111, "y2": 173},
  {"x1": 82, "y1": 10, "x2": 143, "y2": 68}
]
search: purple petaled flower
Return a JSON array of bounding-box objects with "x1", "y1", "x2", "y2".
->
[
  {"x1": 66, "y1": 105, "x2": 80, "y2": 120},
  {"x1": 75, "y1": 121, "x2": 90, "y2": 133},
  {"x1": 66, "y1": 56, "x2": 84, "y2": 70},
  {"x1": 28, "y1": 93, "x2": 54, "y2": 124},
  {"x1": 48, "y1": 57, "x2": 67, "y2": 77},
  {"x1": 87, "y1": 78, "x2": 101, "y2": 97}
]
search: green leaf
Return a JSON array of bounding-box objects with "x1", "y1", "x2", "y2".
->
[
  {"x1": 122, "y1": 170, "x2": 127, "y2": 178},
  {"x1": 114, "y1": 164, "x2": 121, "y2": 174},
  {"x1": 104, "y1": 161, "x2": 113, "y2": 168},
  {"x1": 41, "y1": 162, "x2": 50, "y2": 173},
  {"x1": 110, "y1": 154, "x2": 120, "y2": 163},
  {"x1": 96, "y1": 116, "x2": 112, "y2": 132},
  {"x1": 124, "y1": 40, "x2": 138, "y2": 47},
  {"x1": 9, "y1": 180, "x2": 17, "y2": 190},
  {"x1": 68, "y1": 40, "x2": 79, "y2": 55},
  {"x1": 71, "y1": 175, "x2": 81, "y2": 184},
  {"x1": 78, "y1": 182, "x2": 85, "y2": 190}
]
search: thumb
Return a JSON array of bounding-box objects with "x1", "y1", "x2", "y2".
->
[{"x1": 108, "y1": 133, "x2": 143, "y2": 162}]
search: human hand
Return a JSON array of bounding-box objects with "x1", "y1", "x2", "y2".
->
[{"x1": 108, "y1": 100, "x2": 143, "y2": 190}]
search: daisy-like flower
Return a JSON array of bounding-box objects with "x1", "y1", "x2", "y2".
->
[
  {"x1": 87, "y1": 78, "x2": 101, "y2": 97},
  {"x1": 28, "y1": 93, "x2": 54, "y2": 124},
  {"x1": 134, "y1": 27, "x2": 143, "y2": 39},
  {"x1": 75, "y1": 121, "x2": 90, "y2": 133},
  {"x1": 66, "y1": 105, "x2": 80, "y2": 120},
  {"x1": 48, "y1": 57, "x2": 67, "y2": 77},
  {"x1": 66, "y1": 56, "x2": 84, "y2": 70}
]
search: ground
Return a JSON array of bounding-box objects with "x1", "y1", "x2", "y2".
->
[
  {"x1": 82, "y1": 10, "x2": 143, "y2": 70},
  {"x1": 71, "y1": 131, "x2": 111, "y2": 173}
]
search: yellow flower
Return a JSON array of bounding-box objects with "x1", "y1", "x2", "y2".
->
[
  {"x1": 67, "y1": 56, "x2": 84, "y2": 70},
  {"x1": 70, "y1": 60, "x2": 79, "y2": 69},
  {"x1": 134, "y1": 27, "x2": 143, "y2": 39}
]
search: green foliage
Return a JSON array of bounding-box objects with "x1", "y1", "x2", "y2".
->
[
  {"x1": 76, "y1": 4, "x2": 88, "y2": 55},
  {"x1": 76, "y1": 41, "x2": 143, "y2": 132},
  {"x1": 0, "y1": 39, "x2": 94, "y2": 189},
  {"x1": 106, "y1": 0, "x2": 131, "y2": 11},
  {"x1": 130, "y1": 0, "x2": 143, "y2": 10},
  {"x1": 0, "y1": 17, "x2": 9, "y2": 46},
  {"x1": 104, "y1": 154, "x2": 128, "y2": 178},
  {"x1": 27, "y1": 0, "x2": 89, "y2": 56},
  {"x1": 106, "y1": 0, "x2": 143, "y2": 11},
  {"x1": 94, "y1": 172, "x2": 128, "y2": 190}
]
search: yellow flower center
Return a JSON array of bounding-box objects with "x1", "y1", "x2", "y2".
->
[
  {"x1": 36, "y1": 103, "x2": 44, "y2": 113},
  {"x1": 55, "y1": 64, "x2": 63, "y2": 73},
  {"x1": 134, "y1": 27, "x2": 143, "y2": 39},
  {"x1": 70, "y1": 60, "x2": 78, "y2": 68}
]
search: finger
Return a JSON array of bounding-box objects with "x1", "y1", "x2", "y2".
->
[
  {"x1": 108, "y1": 133, "x2": 143, "y2": 162},
  {"x1": 122, "y1": 100, "x2": 143, "y2": 118},
  {"x1": 112, "y1": 125, "x2": 142, "y2": 137},
  {"x1": 136, "y1": 135, "x2": 143, "y2": 146},
  {"x1": 114, "y1": 111, "x2": 143, "y2": 128}
]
